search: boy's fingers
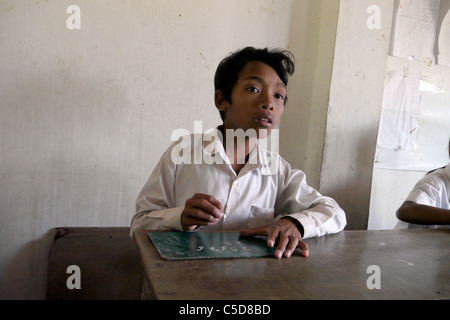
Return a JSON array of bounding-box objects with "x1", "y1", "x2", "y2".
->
[
  {"x1": 284, "y1": 237, "x2": 299, "y2": 258},
  {"x1": 182, "y1": 215, "x2": 218, "y2": 231},
  {"x1": 275, "y1": 233, "x2": 289, "y2": 259},
  {"x1": 192, "y1": 194, "x2": 224, "y2": 218},
  {"x1": 239, "y1": 225, "x2": 270, "y2": 237},
  {"x1": 187, "y1": 200, "x2": 221, "y2": 219},
  {"x1": 267, "y1": 224, "x2": 280, "y2": 248},
  {"x1": 193, "y1": 193, "x2": 223, "y2": 209},
  {"x1": 206, "y1": 195, "x2": 224, "y2": 211},
  {"x1": 182, "y1": 193, "x2": 225, "y2": 231},
  {"x1": 240, "y1": 224, "x2": 309, "y2": 258},
  {"x1": 193, "y1": 199, "x2": 223, "y2": 218},
  {"x1": 185, "y1": 207, "x2": 219, "y2": 223},
  {"x1": 297, "y1": 240, "x2": 309, "y2": 258}
]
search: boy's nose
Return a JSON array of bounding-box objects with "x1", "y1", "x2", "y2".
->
[
  {"x1": 261, "y1": 104, "x2": 274, "y2": 111},
  {"x1": 259, "y1": 92, "x2": 275, "y2": 111}
]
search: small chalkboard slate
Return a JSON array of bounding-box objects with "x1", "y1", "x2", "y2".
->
[{"x1": 148, "y1": 231, "x2": 276, "y2": 260}]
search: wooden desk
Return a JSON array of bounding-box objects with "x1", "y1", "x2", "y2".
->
[{"x1": 134, "y1": 229, "x2": 450, "y2": 300}]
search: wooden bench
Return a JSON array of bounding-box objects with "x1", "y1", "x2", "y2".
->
[{"x1": 46, "y1": 227, "x2": 141, "y2": 300}]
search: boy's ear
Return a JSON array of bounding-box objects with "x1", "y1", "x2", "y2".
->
[{"x1": 214, "y1": 90, "x2": 229, "y2": 112}]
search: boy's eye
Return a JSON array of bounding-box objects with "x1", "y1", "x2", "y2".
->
[
  {"x1": 247, "y1": 87, "x2": 259, "y2": 93},
  {"x1": 275, "y1": 93, "x2": 285, "y2": 100}
]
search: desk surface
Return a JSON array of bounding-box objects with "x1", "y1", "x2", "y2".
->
[{"x1": 134, "y1": 229, "x2": 450, "y2": 300}]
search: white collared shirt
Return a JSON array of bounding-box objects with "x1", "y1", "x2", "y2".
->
[
  {"x1": 405, "y1": 165, "x2": 450, "y2": 210},
  {"x1": 401, "y1": 164, "x2": 450, "y2": 229},
  {"x1": 131, "y1": 132, "x2": 347, "y2": 238},
  {"x1": 405, "y1": 165, "x2": 450, "y2": 208}
]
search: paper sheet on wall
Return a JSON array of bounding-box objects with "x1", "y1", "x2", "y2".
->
[
  {"x1": 375, "y1": 71, "x2": 450, "y2": 171},
  {"x1": 390, "y1": 0, "x2": 441, "y2": 62},
  {"x1": 377, "y1": 72, "x2": 424, "y2": 151}
]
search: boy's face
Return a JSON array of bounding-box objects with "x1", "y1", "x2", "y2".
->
[{"x1": 216, "y1": 61, "x2": 287, "y2": 139}]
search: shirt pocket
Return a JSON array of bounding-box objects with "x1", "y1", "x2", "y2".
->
[{"x1": 247, "y1": 206, "x2": 275, "y2": 229}]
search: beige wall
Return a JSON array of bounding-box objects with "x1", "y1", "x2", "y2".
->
[
  {"x1": 280, "y1": 0, "x2": 340, "y2": 188},
  {"x1": 0, "y1": 0, "x2": 340, "y2": 299},
  {"x1": 320, "y1": 0, "x2": 394, "y2": 230}
]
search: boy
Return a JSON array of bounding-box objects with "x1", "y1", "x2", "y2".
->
[
  {"x1": 396, "y1": 139, "x2": 450, "y2": 227},
  {"x1": 131, "y1": 47, "x2": 347, "y2": 258}
]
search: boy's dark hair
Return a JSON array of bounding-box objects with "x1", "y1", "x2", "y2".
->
[{"x1": 214, "y1": 47, "x2": 295, "y2": 122}]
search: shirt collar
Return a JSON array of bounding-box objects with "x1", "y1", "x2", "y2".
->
[
  {"x1": 257, "y1": 143, "x2": 279, "y2": 176},
  {"x1": 201, "y1": 127, "x2": 278, "y2": 175}
]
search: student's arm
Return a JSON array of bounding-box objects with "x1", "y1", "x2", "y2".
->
[
  {"x1": 131, "y1": 144, "x2": 223, "y2": 235},
  {"x1": 241, "y1": 161, "x2": 346, "y2": 258},
  {"x1": 131, "y1": 148, "x2": 184, "y2": 235},
  {"x1": 396, "y1": 201, "x2": 450, "y2": 225},
  {"x1": 275, "y1": 163, "x2": 347, "y2": 239},
  {"x1": 131, "y1": 142, "x2": 195, "y2": 234}
]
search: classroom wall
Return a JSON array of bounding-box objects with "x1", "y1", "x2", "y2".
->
[
  {"x1": 279, "y1": 0, "x2": 340, "y2": 188},
  {"x1": 320, "y1": 0, "x2": 394, "y2": 230},
  {"x1": 367, "y1": 0, "x2": 450, "y2": 230},
  {"x1": 0, "y1": 0, "x2": 339, "y2": 299},
  {"x1": 368, "y1": 55, "x2": 450, "y2": 230}
]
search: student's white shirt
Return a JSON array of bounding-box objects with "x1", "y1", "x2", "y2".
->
[
  {"x1": 131, "y1": 133, "x2": 346, "y2": 238},
  {"x1": 399, "y1": 164, "x2": 450, "y2": 229}
]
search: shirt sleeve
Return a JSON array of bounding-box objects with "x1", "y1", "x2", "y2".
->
[
  {"x1": 130, "y1": 143, "x2": 184, "y2": 236},
  {"x1": 275, "y1": 160, "x2": 347, "y2": 239},
  {"x1": 405, "y1": 172, "x2": 443, "y2": 208}
]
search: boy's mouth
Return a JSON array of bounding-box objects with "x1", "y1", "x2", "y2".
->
[{"x1": 254, "y1": 116, "x2": 273, "y2": 127}]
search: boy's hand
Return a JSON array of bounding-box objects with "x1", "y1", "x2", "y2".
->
[
  {"x1": 181, "y1": 193, "x2": 224, "y2": 231},
  {"x1": 240, "y1": 218, "x2": 309, "y2": 259}
]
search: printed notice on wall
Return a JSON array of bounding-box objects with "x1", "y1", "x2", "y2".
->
[
  {"x1": 377, "y1": 72, "x2": 424, "y2": 152},
  {"x1": 375, "y1": 71, "x2": 450, "y2": 171},
  {"x1": 390, "y1": 0, "x2": 450, "y2": 65}
]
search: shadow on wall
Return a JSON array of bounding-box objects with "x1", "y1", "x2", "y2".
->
[
  {"x1": 281, "y1": 0, "x2": 340, "y2": 189},
  {"x1": 322, "y1": 126, "x2": 379, "y2": 231}
]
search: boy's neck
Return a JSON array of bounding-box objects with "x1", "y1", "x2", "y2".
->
[{"x1": 219, "y1": 125, "x2": 257, "y2": 175}]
